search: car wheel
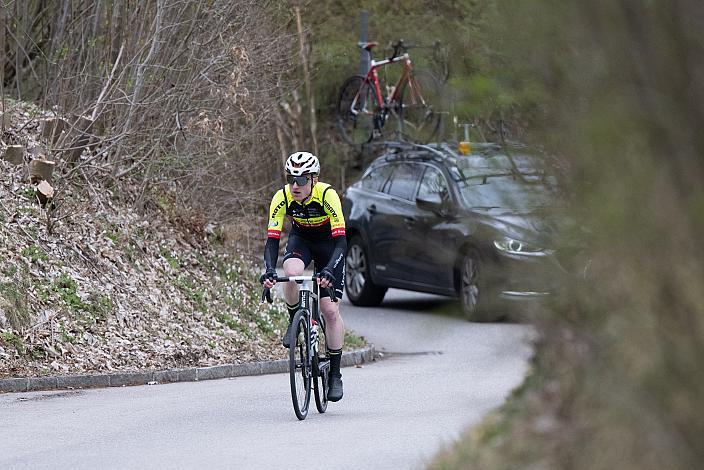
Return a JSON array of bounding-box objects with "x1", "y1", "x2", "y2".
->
[
  {"x1": 345, "y1": 236, "x2": 387, "y2": 306},
  {"x1": 459, "y1": 250, "x2": 494, "y2": 322}
]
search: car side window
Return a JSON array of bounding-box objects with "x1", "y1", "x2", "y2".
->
[
  {"x1": 386, "y1": 163, "x2": 423, "y2": 201},
  {"x1": 360, "y1": 163, "x2": 394, "y2": 192},
  {"x1": 418, "y1": 166, "x2": 449, "y2": 204}
]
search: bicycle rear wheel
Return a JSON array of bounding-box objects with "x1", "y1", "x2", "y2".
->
[
  {"x1": 289, "y1": 309, "x2": 311, "y2": 420},
  {"x1": 398, "y1": 70, "x2": 443, "y2": 143},
  {"x1": 337, "y1": 75, "x2": 377, "y2": 145}
]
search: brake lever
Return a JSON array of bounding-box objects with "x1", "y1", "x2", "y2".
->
[
  {"x1": 327, "y1": 287, "x2": 338, "y2": 303},
  {"x1": 261, "y1": 288, "x2": 272, "y2": 304}
]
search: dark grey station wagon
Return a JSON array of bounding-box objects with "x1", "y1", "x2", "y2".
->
[{"x1": 342, "y1": 141, "x2": 585, "y2": 321}]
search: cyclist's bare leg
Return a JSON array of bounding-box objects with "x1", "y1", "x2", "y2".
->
[
  {"x1": 282, "y1": 258, "x2": 305, "y2": 306},
  {"x1": 321, "y1": 297, "x2": 345, "y2": 401},
  {"x1": 320, "y1": 298, "x2": 344, "y2": 350}
]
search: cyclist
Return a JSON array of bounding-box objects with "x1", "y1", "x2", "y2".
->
[{"x1": 260, "y1": 151, "x2": 346, "y2": 402}]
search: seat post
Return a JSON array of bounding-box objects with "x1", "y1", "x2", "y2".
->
[{"x1": 359, "y1": 10, "x2": 369, "y2": 75}]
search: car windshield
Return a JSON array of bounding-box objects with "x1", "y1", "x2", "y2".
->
[{"x1": 456, "y1": 174, "x2": 555, "y2": 210}]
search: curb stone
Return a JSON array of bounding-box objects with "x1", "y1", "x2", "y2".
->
[{"x1": 0, "y1": 345, "x2": 376, "y2": 394}]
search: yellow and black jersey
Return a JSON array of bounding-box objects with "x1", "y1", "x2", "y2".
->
[{"x1": 267, "y1": 182, "x2": 346, "y2": 239}]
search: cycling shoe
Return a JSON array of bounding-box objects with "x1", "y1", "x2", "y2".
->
[{"x1": 328, "y1": 374, "x2": 343, "y2": 402}]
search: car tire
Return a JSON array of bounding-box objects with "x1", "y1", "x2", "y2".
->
[
  {"x1": 459, "y1": 250, "x2": 495, "y2": 322},
  {"x1": 345, "y1": 236, "x2": 387, "y2": 306}
]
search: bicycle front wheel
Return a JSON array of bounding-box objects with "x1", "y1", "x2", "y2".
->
[
  {"x1": 398, "y1": 70, "x2": 444, "y2": 143},
  {"x1": 337, "y1": 75, "x2": 377, "y2": 145},
  {"x1": 313, "y1": 323, "x2": 329, "y2": 413},
  {"x1": 289, "y1": 309, "x2": 311, "y2": 420}
]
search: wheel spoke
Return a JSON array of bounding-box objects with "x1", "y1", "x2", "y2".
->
[
  {"x1": 461, "y1": 255, "x2": 480, "y2": 316},
  {"x1": 354, "y1": 274, "x2": 364, "y2": 292},
  {"x1": 338, "y1": 76, "x2": 375, "y2": 145},
  {"x1": 398, "y1": 71, "x2": 443, "y2": 143},
  {"x1": 346, "y1": 244, "x2": 369, "y2": 298},
  {"x1": 289, "y1": 313, "x2": 311, "y2": 419}
]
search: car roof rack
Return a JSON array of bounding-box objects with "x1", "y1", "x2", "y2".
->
[
  {"x1": 370, "y1": 140, "x2": 453, "y2": 162},
  {"x1": 371, "y1": 139, "x2": 505, "y2": 155},
  {"x1": 368, "y1": 140, "x2": 541, "y2": 175}
]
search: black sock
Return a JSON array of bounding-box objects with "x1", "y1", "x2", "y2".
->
[
  {"x1": 329, "y1": 348, "x2": 342, "y2": 377},
  {"x1": 286, "y1": 302, "x2": 299, "y2": 324}
]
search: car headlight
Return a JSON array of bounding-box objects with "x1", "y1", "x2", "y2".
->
[{"x1": 493, "y1": 237, "x2": 554, "y2": 256}]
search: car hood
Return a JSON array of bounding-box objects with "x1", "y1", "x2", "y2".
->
[{"x1": 466, "y1": 207, "x2": 575, "y2": 248}]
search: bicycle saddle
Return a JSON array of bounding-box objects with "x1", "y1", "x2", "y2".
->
[{"x1": 357, "y1": 41, "x2": 379, "y2": 51}]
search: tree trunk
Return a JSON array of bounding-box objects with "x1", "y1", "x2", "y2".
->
[{"x1": 295, "y1": 6, "x2": 318, "y2": 156}]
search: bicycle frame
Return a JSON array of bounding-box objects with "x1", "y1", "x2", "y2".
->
[
  {"x1": 298, "y1": 278, "x2": 324, "y2": 369},
  {"x1": 359, "y1": 47, "x2": 429, "y2": 111},
  {"x1": 276, "y1": 275, "x2": 324, "y2": 332},
  {"x1": 365, "y1": 52, "x2": 411, "y2": 107}
]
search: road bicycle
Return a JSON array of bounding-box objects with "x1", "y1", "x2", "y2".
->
[
  {"x1": 337, "y1": 39, "x2": 443, "y2": 146},
  {"x1": 262, "y1": 274, "x2": 335, "y2": 420}
]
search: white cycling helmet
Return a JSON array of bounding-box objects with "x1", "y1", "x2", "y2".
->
[{"x1": 285, "y1": 151, "x2": 320, "y2": 176}]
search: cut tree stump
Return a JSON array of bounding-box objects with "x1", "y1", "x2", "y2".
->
[
  {"x1": 40, "y1": 118, "x2": 68, "y2": 144},
  {"x1": 3, "y1": 145, "x2": 25, "y2": 165},
  {"x1": 36, "y1": 180, "x2": 54, "y2": 205},
  {"x1": 29, "y1": 159, "x2": 56, "y2": 184},
  {"x1": 64, "y1": 115, "x2": 95, "y2": 163}
]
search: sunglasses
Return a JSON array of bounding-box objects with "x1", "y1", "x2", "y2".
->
[{"x1": 286, "y1": 175, "x2": 311, "y2": 186}]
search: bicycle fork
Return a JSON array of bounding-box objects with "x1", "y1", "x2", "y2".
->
[{"x1": 300, "y1": 289, "x2": 329, "y2": 379}]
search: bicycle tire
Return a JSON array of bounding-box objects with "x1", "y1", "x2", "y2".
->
[
  {"x1": 398, "y1": 70, "x2": 443, "y2": 143},
  {"x1": 337, "y1": 75, "x2": 377, "y2": 145},
  {"x1": 313, "y1": 322, "x2": 329, "y2": 413},
  {"x1": 289, "y1": 309, "x2": 311, "y2": 420}
]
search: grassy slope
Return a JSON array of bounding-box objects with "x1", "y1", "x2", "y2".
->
[
  {"x1": 0, "y1": 144, "x2": 289, "y2": 376},
  {"x1": 0, "y1": 99, "x2": 365, "y2": 378}
]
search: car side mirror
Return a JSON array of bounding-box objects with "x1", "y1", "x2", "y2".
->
[{"x1": 416, "y1": 195, "x2": 445, "y2": 215}]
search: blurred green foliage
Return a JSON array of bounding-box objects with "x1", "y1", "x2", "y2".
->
[{"x1": 430, "y1": 1, "x2": 704, "y2": 469}]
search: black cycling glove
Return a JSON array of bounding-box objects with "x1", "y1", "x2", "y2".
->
[
  {"x1": 259, "y1": 268, "x2": 277, "y2": 284},
  {"x1": 317, "y1": 267, "x2": 335, "y2": 284}
]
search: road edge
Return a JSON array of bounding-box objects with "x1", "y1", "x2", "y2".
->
[{"x1": 0, "y1": 345, "x2": 376, "y2": 394}]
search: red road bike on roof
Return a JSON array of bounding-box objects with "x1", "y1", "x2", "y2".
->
[{"x1": 337, "y1": 40, "x2": 443, "y2": 146}]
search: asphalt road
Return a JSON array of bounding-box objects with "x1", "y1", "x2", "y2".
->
[{"x1": 0, "y1": 289, "x2": 535, "y2": 470}]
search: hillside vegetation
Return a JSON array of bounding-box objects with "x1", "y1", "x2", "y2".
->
[
  {"x1": 0, "y1": 0, "x2": 297, "y2": 376},
  {"x1": 0, "y1": 103, "x2": 290, "y2": 377},
  {"x1": 1, "y1": 0, "x2": 293, "y2": 229}
]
